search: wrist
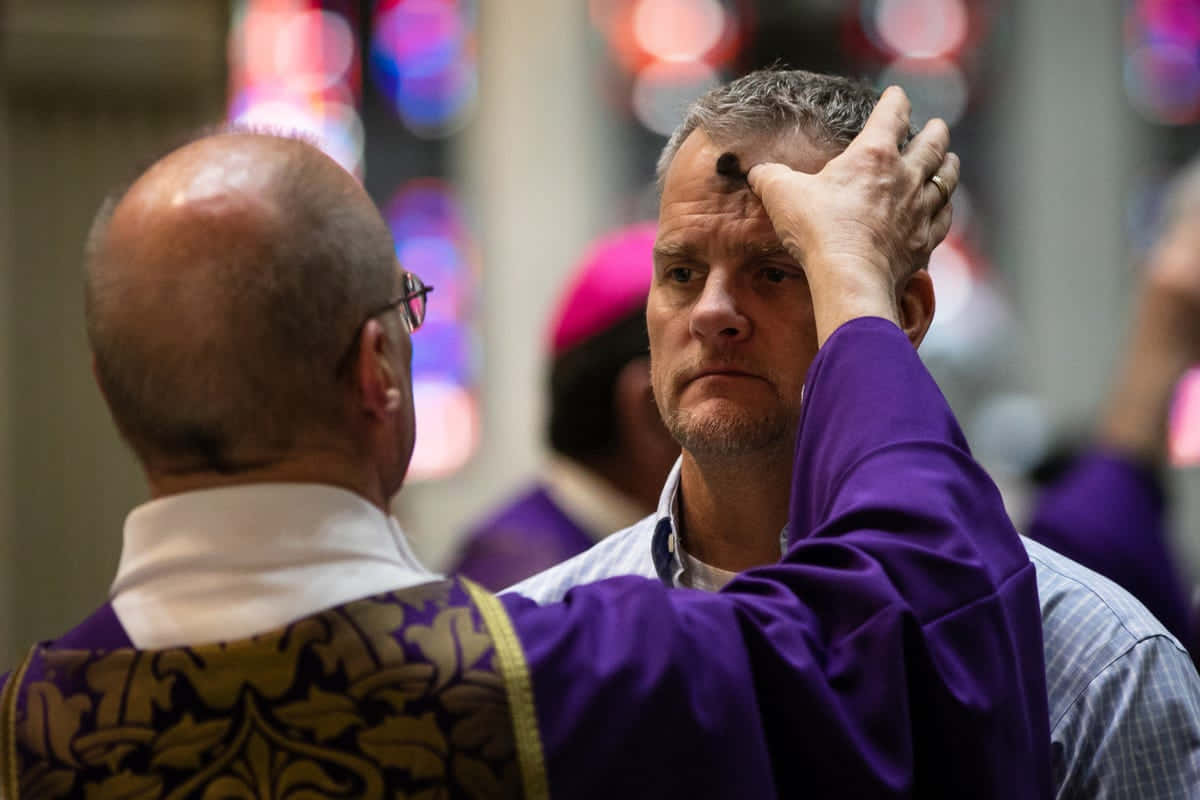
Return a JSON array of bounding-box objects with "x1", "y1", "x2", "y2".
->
[{"x1": 806, "y1": 258, "x2": 900, "y2": 346}]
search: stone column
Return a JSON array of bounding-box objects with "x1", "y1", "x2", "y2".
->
[{"x1": 990, "y1": 0, "x2": 1147, "y2": 427}]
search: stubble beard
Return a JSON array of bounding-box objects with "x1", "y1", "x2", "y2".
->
[
  {"x1": 660, "y1": 401, "x2": 796, "y2": 459},
  {"x1": 650, "y1": 351, "x2": 800, "y2": 459}
]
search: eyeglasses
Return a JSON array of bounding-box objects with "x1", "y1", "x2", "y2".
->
[
  {"x1": 367, "y1": 271, "x2": 434, "y2": 334},
  {"x1": 335, "y1": 271, "x2": 434, "y2": 376}
]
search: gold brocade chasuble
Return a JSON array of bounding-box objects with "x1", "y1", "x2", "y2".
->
[{"x1": 0, "y1": 579, "x2": 547, "y2": 800}]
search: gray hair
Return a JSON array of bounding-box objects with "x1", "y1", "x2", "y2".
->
[
  {"x1": 84, "y1": 132, "x2": 398, "y2": 472},
  {"x1": 656, "y1": 69, "x2": 889, "y2": 189}
]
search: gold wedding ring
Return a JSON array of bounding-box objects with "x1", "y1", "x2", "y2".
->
[{"x1": 930, "y1": 174, "x2": 950, "y2": 205}]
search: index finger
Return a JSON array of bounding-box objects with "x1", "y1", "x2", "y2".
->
[{"x1": 851, "y1": 85, "x2": 912, "y2": 153}]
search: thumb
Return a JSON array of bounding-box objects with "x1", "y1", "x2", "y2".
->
[{"x1": 745, "y1": 161, "x2": 793, "y2": 203}]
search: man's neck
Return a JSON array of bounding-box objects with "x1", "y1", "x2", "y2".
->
[
  {"x1": 676, "y1": 446, "x2": 792, "y2": 572},
  {"x1": 145, "y1": 447, "x2": 394, "y2": 513}
]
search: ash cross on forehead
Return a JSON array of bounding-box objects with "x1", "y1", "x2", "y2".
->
[{"x1": 715, "y1": 152, "x2": 747, "y2": 184}]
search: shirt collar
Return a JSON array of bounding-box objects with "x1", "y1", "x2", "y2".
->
[
  {"x1": 648, "y1": 459, "x2": 789, "y2": 589},
  {"x1": 645, "y1": 459, "x2": 679, "y2": 585}
]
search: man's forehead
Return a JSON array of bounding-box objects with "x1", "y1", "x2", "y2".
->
[
  {"x1": 669, "y1": 127, "x2": 839, "y2": 183},
  {"x1": 653, "y1": 236, "x2": 791, "y2": 262}
]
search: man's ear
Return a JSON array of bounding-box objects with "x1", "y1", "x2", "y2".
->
[
  {"x1": 897, "y1": 269, "x2": 936, "y2": 348},
  {"x1": 354, "y1": 318, "x2": 401, "y2": 420}
]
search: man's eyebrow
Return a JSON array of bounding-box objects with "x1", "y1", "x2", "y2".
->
[
  {"x1": 652, "y1": 241, "x2": 696, "y2": 260},
  {"x1": 653, "y1": 241, "x2": 796, "y2": 263},
  {"x1": 741, "y1": 242, "x2": 792, "y2": 260}
]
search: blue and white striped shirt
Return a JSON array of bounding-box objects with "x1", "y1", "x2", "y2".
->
[{"x1": 508, "y1": 459, "x2": 1200, "y2": 799}]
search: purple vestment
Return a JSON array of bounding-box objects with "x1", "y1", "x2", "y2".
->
[
  {"x1": 3, "y1": 582, "x2": 533, "y2": 797},
  {"x1": 3, "y1": 318, "x2": 1051, "y2": 798},
  {"x1": 1028, "y1": 449, "x2": 1193, "y2": 646},
  {"x1": 450, "y1": 487, "x2": 595, "y2": 590}
]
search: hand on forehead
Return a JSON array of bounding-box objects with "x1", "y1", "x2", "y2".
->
[
  {"x1": 707, "y1": 87, "x2": 931, "y2": 186},
  {"x1": 739, "y1": 85, "x2": 957, "y2": 281}
]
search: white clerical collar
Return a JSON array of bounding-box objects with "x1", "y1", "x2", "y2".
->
[
  {"x1": 110, "y1": 482, "x2": 439, "y2": 649},
  {"x1": 541, "y1": 455, "x2": 648, "y2": 542}
]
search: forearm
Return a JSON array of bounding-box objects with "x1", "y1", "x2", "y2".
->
[
  {"x1": 804, "y1": 255, "x2": 901, "y2": 346},
  {"x1": 1100, "y1": 233, "x2": 1200, "y2": 463},
  {"x1": 1099, "y1": 287, "x2": 1194, "y2": 464}
]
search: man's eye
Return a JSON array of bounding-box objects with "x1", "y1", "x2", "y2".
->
[
  {"x1": 667, "y1": 267, "x2": 693, "y2": 283},
  {"x1": 761, "y1": 267, "x2": 788, "y2": 283}
]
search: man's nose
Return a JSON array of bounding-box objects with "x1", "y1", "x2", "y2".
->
[{"x1": 689, "y1": 275, "x2": 749, "y2": 342}]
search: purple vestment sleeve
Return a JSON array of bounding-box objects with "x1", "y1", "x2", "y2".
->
[
  {"x1": 1027, "y1": 449, "x2": 1191, "y2": 641},
  {"x1": 503, "y1": 317, "x2": 1051, "y2": 799}
]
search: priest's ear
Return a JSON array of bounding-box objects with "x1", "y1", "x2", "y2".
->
[
  {"x1": 897, "y1": 268, "x2": 936, "y2": 348},
  {"x1": 354, "y1": 318, "x2": 407, "y2": 422}
]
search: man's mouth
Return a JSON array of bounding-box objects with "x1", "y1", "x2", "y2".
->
[{"x1": 687, "y1": 367, "x2": 762, "y2": 383}]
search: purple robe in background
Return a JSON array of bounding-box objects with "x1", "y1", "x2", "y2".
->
[
  {"x1": 1028, "y1": 449, "x2": 1193, "y2": 645},
  {"x1": 450, "y1": 487, "x2": 594, "y2": 590},
  {"x1": 503, "y1": 318, "x2": 1051, "y2": 798},
  {"x1": 3, "y1": 319, "x2": 1050, "y2": 798}
]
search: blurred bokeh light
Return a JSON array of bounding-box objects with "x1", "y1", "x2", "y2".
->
[
  {"x1": 632, "y1": 60, "x2": 723, "y2": 135},
  {"x1": 633, "y1": 0, "x2": 728, "y2": 62},
  {"x1": 591, "y1": 0, "x2": 749, "y2": 136},
  {"x1": 878, "y1": 57, "x2": 969, "y2": 126},
  {"x1": 928, "y1": 236, "x2": 975, "y2": 326},
  {"x1": 385, "y1": 180, "x2": 481, "y2": 479},
  {"x1": 865, "y1": 0, "x2": 969, "y2": 59},
  {"x1": 921, "y1": 232, "x2": 1014, "y2": 372},
  {"x1": 369, "y1": 0, "x2": 478, "y2": 137},
  {"x1": 1171, "y1": 368, "x2": 1200, "y2": 465},
  {"x1": 968, "y1": 392, "x2": 1052, "y2": 477},
  {"x1": 1124, "y1": 0, "x2": 1200, "y2": 124},
  {"x1": 228, "y1": 0, "x2": 364, "y2": 175},
  {"x1": 229, "y1": 2, "x2": 481, "y2": 480}
]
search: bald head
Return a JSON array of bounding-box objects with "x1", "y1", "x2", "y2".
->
[{"x1": 85, "y1": 132, "x2": 401, "y2": 473}]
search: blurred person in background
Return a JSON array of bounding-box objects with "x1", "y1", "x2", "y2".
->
[
  {"x1": 450, "y1": 223, "x2": 678, "y2": 589},
  {"x1": 510, "y1": 67, "x2": 1200, "y2": 799},
  {"x1": 1027, "y1": 157, "x2": 1200, "y2": 658},
  {"x1": 0, "y1": 105, "x2": 1053, "y2": 797}
]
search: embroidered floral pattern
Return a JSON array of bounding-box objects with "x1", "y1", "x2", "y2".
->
[{"x1": 11, "y1": 580, "x2": 521, "y2": 799}]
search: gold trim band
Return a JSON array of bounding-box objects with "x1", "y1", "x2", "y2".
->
[
  {"x1": 462, "y1": 579, "x2": 549, "y2": 800},
  {"x1": 0, "y1": 647, "x2": 36, "y2": 800}
]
